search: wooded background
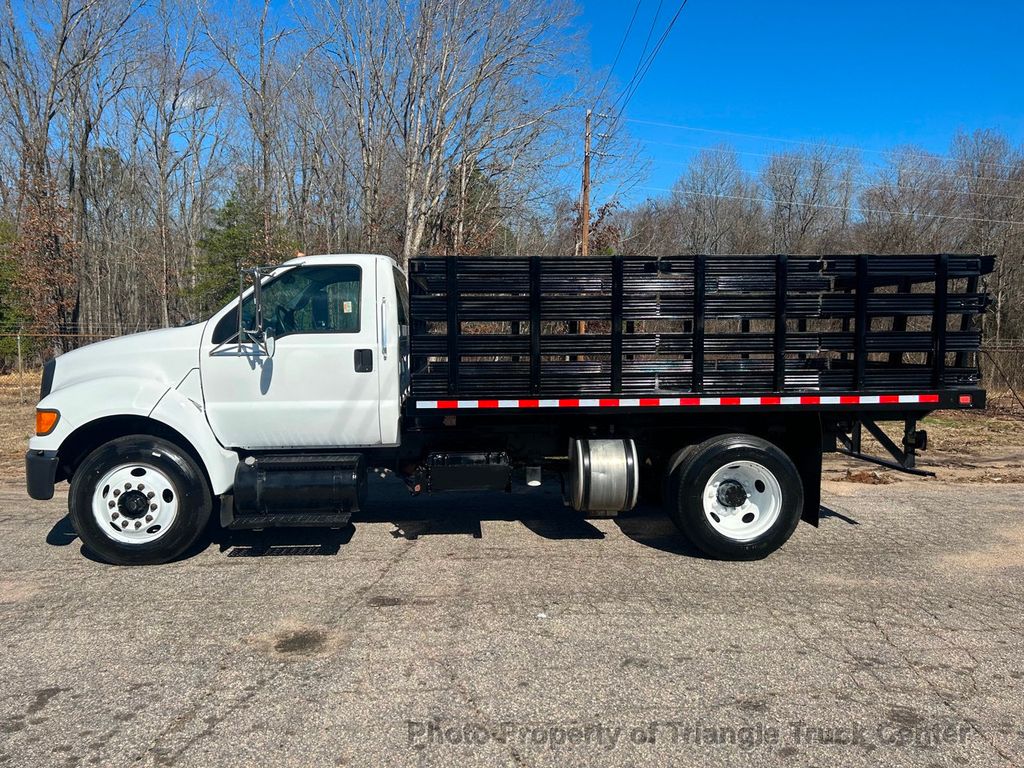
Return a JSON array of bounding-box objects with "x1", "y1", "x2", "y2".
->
[{"x1": 0, "y1": 0, "x2": 1021, "y2": 385}]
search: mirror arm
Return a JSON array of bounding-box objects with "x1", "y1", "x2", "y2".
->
[{"x1": 234, "y1": 266, "x2": 273, "y2": 355}]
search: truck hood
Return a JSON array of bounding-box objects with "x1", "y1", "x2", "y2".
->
[{"x1": 48, "y1": 323, "x2": 208, "y2": 395}]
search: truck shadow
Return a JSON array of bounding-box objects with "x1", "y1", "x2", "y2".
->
[
  {"x1": 355, "y1": 506, "x2": 607, "y2": 541},
  {"x1": 219, "y1": 526, "x2": 355, "y2": 557},
  {"x1": 45, "y1": 516, "x2": 78, "y2": 546},
  {"x1": 49, "y1": 484, "x2": 832, "y2": 561},
  {"x1": 47, "y1": 502, "x2": 839, "y2": 562},
  {"x1": 46, "y1": 505, "x2": 709, "y2": 560},
  {"x1": 819, "y1": 505, "x2": 860, "y2": 525},
  {"x1": 613, "y1": 509, "x2": 710, "y2": 557},
  {"x1": 212, "y1": 507, "x2": 710, "y2": 559},
  {"x1": 215, "y1": 506, "x2": 609, "y2": 557}
]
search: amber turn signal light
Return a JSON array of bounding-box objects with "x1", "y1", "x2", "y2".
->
[{"x1": 35, "y1": 409, "x2": 60, "y2": 436}]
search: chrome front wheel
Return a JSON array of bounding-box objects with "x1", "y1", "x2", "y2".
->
[
  {"x1": 91, "y1": 462, "x2": 180, "y2": 544},
  {"x1": 70, "y1": 435, "x2": 212, "y2": 565}
]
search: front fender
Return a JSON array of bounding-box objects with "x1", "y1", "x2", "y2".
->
[
  {"x1": 29, "y1": 376, "x2": 172, "y2": 453},
  {"x1": 148, "y1": 370, "x2": 238, "y2": 494},
  {"x1": 29, "y1": 371, "x2": 239, "y2": 496}
]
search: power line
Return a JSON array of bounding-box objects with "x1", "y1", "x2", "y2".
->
[
  {"x1": 638, "y1": 185, "x2": 1024, "y2": 227},
  {"x1": 625, "y1": 117, "x2": 1024, "y2": 175},
  {"x1": 607, "y1": 0, "x2": 689, "y2": 122},
  {"x1": 608, "y1": 0, "x2": 664, "y2": 115},
  {"x1": 611, "y1": 0, "x2": 663, "y2": 112},
  {"x1": 614, "y1": 1, "x2": 688, "y2": 120},
  {"x1": 594, "y1": 0, "x2": 644, "y2": 106},
  {"x1": 636, "y1": 141, "x2": 1024, "y2": 201}
]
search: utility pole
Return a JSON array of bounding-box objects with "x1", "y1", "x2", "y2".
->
[{"x1": 581, "y1": 108, "x2": 592, "y2": 257}]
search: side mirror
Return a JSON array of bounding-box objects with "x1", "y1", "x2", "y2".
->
[{"x1": 210, "y1": 264, "x2": 281, "y2": 358}]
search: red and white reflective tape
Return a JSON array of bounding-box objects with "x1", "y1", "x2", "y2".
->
[{"x1": 415, "y1": 393, "x2": 942, "y2": 410}]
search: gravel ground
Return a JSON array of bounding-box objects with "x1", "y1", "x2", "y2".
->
[{"x1": 0, "y1": 475, "x2": 1022, "y2": 767}]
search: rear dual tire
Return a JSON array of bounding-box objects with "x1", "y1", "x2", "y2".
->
[{"x1": 666, "y1": 434, "x2": 803, "y2": 560}]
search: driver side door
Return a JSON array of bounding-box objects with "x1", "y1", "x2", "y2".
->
[{"x1": 200, "y1": 263, "x2": 382, "y2": 449}]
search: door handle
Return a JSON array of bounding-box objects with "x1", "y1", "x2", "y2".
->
[{"x1": 354, "y1": 349, "x2": 373, "y2": 372}]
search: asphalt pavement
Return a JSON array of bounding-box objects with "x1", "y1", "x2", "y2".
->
[{"x1": 0, "y1": 475, "x2": 1022, "y2": 767}]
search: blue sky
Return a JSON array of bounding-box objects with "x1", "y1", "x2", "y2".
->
[{"x1": 580, "y1": 0, "x2": 1024, "y2": 202}]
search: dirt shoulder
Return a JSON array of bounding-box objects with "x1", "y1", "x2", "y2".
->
[
  {"x1": 4, "y1": 371, "x2": 1022, "y2": 485},
  {"x1": 0, "y1": 373, "x2": 36, "y2": 481},
  {"x1": 825, "y1": 393, "x2": 1024, "y2": 485}
]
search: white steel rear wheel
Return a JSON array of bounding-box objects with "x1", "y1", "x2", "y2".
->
[
  {"x1": 91, "y1": 462, "x2": 179, "y2": 544},
  {"x1": 701, "y1": 460, "x2": 782, "y2": 542},
  {"x1": 666, "y1": 433, "x2": 804, "y2": 560}
]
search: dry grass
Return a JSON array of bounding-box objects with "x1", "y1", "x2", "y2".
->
[
  {"x1": 918, "y1": 392, "x2": 1024, "y2": 457},
  {"x1": 0, "y1": 370, "x2": 39, "y2": 482},
  {"x1": 826, "y1": 392, "x2": 1024, "y2": 483}
]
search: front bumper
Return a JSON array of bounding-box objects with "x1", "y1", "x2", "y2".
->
[{"x1": 26, "y1": 450, "x2": 59, "y2": 500}]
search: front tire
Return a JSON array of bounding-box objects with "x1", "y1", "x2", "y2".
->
[
  {"x1": 69, "y1": 435, "x2": 213, "y2": 565},
  {"x1": 667, "y1": 434, "x2": 803, "y2": 560}
]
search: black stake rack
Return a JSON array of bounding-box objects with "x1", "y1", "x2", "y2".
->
[{"x1": 407, "y1": 254, "x2": 993, "y2": 399}]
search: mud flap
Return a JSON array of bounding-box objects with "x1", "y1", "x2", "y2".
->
[{"x1": 782, "y1": 415, "x2": 822, "y2": 527}]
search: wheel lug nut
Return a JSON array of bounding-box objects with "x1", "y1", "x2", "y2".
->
[
  {"x1": 147, "y1": 492, "x2": 155, "y2": 499},
  {"x1": 121, "y1": 520, "x2": 129, "y2": 528},
  {"x1": 145, "y1": 515, "x2": 153, "y2": 523},
  {"x1": 134, "y1": 521, "x2": 142, "y2": 529},
  {"x1": 113, "y1": 489, "x2": 121, "y2": 497},
  {"x1": 150, "y1": 503, "x2": 157, "y2": 511},
  {"x1": 111, "y1": 512, "x2": 119, "y2": 520},
  {"x1": 137, "y1": 484, "x2": 144, "y2": 490},
  {"x1": 108, "y1": 500, "x2": 116, "y2": 508},
  {"x1": 124, "y1": 483, "x2": 132, "y2": 490}
]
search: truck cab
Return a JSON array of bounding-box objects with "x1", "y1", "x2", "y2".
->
[
  {"x1": 26, "y1": 254, "x2": 408, "y2": 564},
  {"x1": 200, "y1": 254, "x2": 409, "y2": 449}
]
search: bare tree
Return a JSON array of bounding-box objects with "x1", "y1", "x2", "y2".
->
[
  {"x1": 949, "y1": 131, "x2": 1024, "y2": 343},
  {"x1": 761, "y1": 146, "x2": 857, "y2": 254},
  {"x1": 127, "y1": 0, "x2": 205, "y2": 325},
  {"x1": 0, "y1": 0, "x2": 142, "y2": 342},
  {"x1": 670, "y1": 146, "x2": 761, "y2": 254},
  {"x1": 199, "y1": 0, "x2": 313, "y2": 260},
  {"x1": 310, "y1": 0, "x2": 583, "y2": 263},
  {"x1": 858, "y1": 148, "x2": 958, "y2": 254}
]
